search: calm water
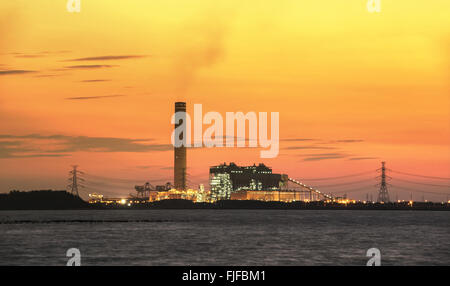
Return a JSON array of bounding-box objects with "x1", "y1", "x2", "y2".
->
[{"x1": 0, "y1": 210, "x2": 449, "y2": 266}]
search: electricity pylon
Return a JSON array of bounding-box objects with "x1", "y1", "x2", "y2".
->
[
  {"x1": 68, "y1": 165, "x2": 84, "y2": 197},
  {"x1": 377, "y1": 161, "x2": 390, "y2": 203}
]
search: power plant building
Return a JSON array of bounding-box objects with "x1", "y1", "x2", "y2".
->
[{"x1": 209, "y1": 162, "x2": 287, "y2": 200}]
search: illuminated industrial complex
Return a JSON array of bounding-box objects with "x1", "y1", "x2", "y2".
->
[
  {"x1": 88, "y1": 102, "x2": 344, "y2": 205},
  {"x1": 210, "y1": 162, "x2": 288, "y2": 200}
]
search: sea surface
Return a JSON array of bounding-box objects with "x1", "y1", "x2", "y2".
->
[{"x1": 0, "y1": 210, "x2": 449, "y2": 266}]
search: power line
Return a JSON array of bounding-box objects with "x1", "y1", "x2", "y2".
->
[
  {"x1": 83, "y1": 173, "x2": 155, "y2": 184},
  {"x1": 298, "y1": 170, "x2": 375, "y2": 181},
  {"x1": 312, "y1": 178, "x2": 375, "y2": 188},
  {"x1": 332, "y1": 185, "x2": 376, "y2": 194},
  {"x1": 84, "y1": 173, "x2": 172, "y2": 186},
  {"x1": 85, "y1": 179, "x2": 137, "y2": 187},
  {"x1": 390, "y1": 169, "x2": 450, "y2": 180},
  {"x1": 392, "y1": 178, "x2": 450, "y2": 188},
  {"x1": 390, "y1": 185, "x2": 450, "y2": 196}
]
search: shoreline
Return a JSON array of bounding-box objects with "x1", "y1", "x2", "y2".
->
[{"x1": 1, "y1": 190, "x2": 449, "y2": 211}]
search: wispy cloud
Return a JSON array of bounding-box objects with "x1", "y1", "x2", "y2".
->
[
  {"x1": 41, "y1": 50, "x2": 71, "y2": 54},
  {"x1": 303, "y1": 155, "x2": 348, "y2": 161},
  {"x1": 0, "y1": 134, "x2": 172, "y2": 159},
  {"x1": 300, "y1": 152, "x2": 349, "y2": 161},
  {"x1": 65, "y1": 55, "x2": 147, "y2": 61},
  {"x1": 284, "y1": 145, "x2": 337, "y2": 150},
  {"x1": 282, "y1": 137, "x2": 369, "y2": 161},
  {"x1": 337, "y1": 139, "x2": 364, "y2": 143},
  {"x1": 348, "y1": 157, "x2": 378, "y2": 161},
  {"x1": 135, "y1": 165, "x2": 163, "y2": 170},
  {"x1": 0, "y1": 69, "x2": 37, "y2": 76},
  {"x1": 65, "y1": 94, "x2": 126, "y2": 100},
  {"x1": 160, "y1": 166, "x2": 173, "y2": 170},
  {"x1": 187, "y1": 135, "x2": 258, "y2": 148},
  {"x1": 281, "y1": 138, "x2": 317, "y2": 142},
  {"x1": 34, "y1": 74, "x2": 66, "y2": 78},
  {"x1": 79, "y1": 79, "x2": 111, "y2": 83},
  {"x1": 14, "y1": 54, "x2": 45, "y2": 58},
  {"x1": 0, "y1": 140, "x2": 66, "y2": 159},
  {"x1": 328, "y1": 139, "x2": 364, "y2": 143},
  {"x1": 299, "y1": 152, "x2": 347, "y2": 157},
  {"x1": 10, "y1": 50, "x2": 71, "y2": 58},
  {"x1": 64, "y1": 65, "x2": 117, "y2": 69},
  {"x1": 54, "y1": 136, "x2": 172, "y2": 153}
]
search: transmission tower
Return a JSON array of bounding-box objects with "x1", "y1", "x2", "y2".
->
[
  {"x1": 377, "y1": 161, "x2": 390, "y2": 203},
  {"x1": 68, "y1": 165, "x2": 84, "y2": 197}
]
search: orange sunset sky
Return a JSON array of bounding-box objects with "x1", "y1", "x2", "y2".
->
[{"x1": 0, "y1": 0, "x2": 449, "y2": 201}]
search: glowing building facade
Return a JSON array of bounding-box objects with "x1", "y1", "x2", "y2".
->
[
  {"x1": 209, "y1": 162, "x2": 286, "y2": 201},
  {"x1": 210, "y1": 173, "x2": 233, "y2": 200}
]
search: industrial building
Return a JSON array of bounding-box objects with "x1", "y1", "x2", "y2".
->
[
  {"x1": 209, "y1": 162, "x2": 288, "y2": 200},
  {"x1": 87, "y1": 101, "x2": 334, "y2": 205},
  {"x1": 174, "y1": 102, "x2": 187, "y2": 190}
]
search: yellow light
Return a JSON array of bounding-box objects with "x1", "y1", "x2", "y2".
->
[{"x1": 120, "y1": 199, "x2": 126, "y2": 204}]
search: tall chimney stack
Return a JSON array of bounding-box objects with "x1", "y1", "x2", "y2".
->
[{"x1": 174, "y1": 102, "x2": 187, "y2": 190}]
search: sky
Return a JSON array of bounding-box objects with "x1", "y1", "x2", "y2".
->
[{"x1": 0, "y1": 0, "x2": 449, "y2": 201}]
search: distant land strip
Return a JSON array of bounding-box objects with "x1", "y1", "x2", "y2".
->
[{"x1": 0, "y1": 219, "x2": 190, "y2": 224}]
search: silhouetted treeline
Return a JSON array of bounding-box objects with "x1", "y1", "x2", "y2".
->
[{"x1": 0, "y1": 190, "x2": 89, "y2": 210}]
